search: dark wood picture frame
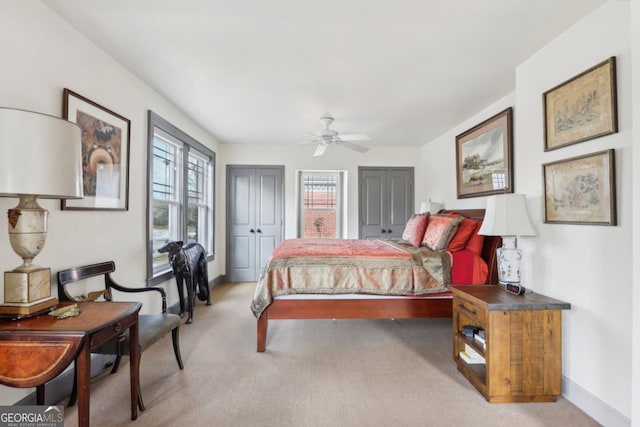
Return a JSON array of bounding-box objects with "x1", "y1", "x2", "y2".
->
[
  {"x1": 62, "y1": 88, "x2": 130, "y2": 211},
  {"x1": 543, "y1": 149, "x2": 616, "y2": 225},
  {"x1": 456, "y1": 107, "x2": 513, "y2": 199},
  {"x1": 543, "y1": 57, "x2": 617, "y2": 151}
]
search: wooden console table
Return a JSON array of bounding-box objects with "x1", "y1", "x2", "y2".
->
[{"x1": 0, "y1": 301, "x2": 141, "y2": 427}]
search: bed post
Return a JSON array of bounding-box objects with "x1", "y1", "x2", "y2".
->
[{"x1": 257, "y1": 310, "x2": 268, "y2": 352}]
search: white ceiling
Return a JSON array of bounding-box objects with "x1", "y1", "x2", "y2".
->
[{"x1": 43, "y1": 0, "x2": 607, "y2": 148}]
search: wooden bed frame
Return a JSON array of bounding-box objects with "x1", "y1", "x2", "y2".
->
[{"x1": 256, "y1": 209, "x2": 501, "y2": 352}]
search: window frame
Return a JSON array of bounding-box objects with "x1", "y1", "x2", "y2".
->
[
  {"x1": 147, "y1": 111, "x2": 215, "y2": 285},
  {"x1": 296, "y1": 170, "x2": 345, "y2": 238}
]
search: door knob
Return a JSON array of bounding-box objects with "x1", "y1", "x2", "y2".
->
[
  {"x1": 250, "y1": 229, "x2": 255, "y2": 233},
  {"x1": 387, "y1": 229, "x2": 392, "y2": 233},
  {"x1": 257, "y1": 229, "x2": 262, "y2": 233},
  {"x1": 381, "y1": 229, "x2": 386, "y2": 233}
]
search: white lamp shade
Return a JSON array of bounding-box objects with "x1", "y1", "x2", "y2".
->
[
  {"x1": 419, "y1": 200, "x2": 444, "y2": 213},
  {"x1": 0, "y1": 108, "x2": 83, "y2": 199},
  {"x1": 478, "y1": 194, "x2": 536, "y2": 237},
  {"x1": 429, "y1": 201, "x2": 444, "y2": 213}
]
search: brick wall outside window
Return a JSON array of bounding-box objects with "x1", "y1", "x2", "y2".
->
[
  {"x1": 302, "y1": 176, "x2": 338, "y2": 238},
  {"x1": 303, "y1": 209, "x2": 337, "y2": 238}
]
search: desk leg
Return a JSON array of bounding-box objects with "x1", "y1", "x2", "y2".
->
[
  {"x1": 129, "y1": 319, "x2": 139, "y2": 420},
  {"x1": 36, "y1": 385, "x2": 44, "y2": 405},
  {"x1": 76, "y1": 340, "x2": 91, "y2": 427}
]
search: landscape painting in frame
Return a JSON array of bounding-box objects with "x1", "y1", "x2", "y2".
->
[
  {"x1": 456, "y1": 107, "x2": 513, "y2": 199},
  {"x1": 62, "y1": 89, "x2": 130, "y2": 210},
  {"x1": 543, "y1": 149, "x2": 616, "y2": 225},
  {"x1": 543, "y1": 57, "x2": 617, "y2": 151}
]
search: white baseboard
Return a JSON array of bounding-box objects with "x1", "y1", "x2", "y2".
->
[{"x1": 563, "y1": 376, "x2": 630, "y2": 427}]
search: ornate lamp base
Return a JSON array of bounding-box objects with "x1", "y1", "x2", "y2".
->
[
  {"x1": 1, "y1": 267, "x2": 57, "y2": 318},
  {"x1": 497, "y1": 236, "x2": 522, "y2": 285},
  {"x1": 0, "y1": 296, "x2": 58, "y2": 319}
]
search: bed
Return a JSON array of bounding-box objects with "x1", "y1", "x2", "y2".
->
[{"x1": 251, "y1": 209, "x2": 501, "y2": 352}]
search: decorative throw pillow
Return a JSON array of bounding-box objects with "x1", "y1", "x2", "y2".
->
[
  {"x1": 465, "y1": 221, "x2": 485, "y2": 255},
  {"x1": 402, "y1": 213, "x2": 429, "y2": 247},
  {"x1": 447, "y1": 218, "x2": 482, "y2": 252},
  {"x1": 421, "y1": 215, "x2": 463, "y2": 251}
]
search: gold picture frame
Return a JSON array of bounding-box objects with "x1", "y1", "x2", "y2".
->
[
  {"x1": 543, "y1": 57, "x2": 617, "y2": 151},
  {"x1": 543, "y1": 149, "x2": 616, "y2": 225},
  {"x1": 455, "y1": 107, "x2": 513, "y2": 199}
]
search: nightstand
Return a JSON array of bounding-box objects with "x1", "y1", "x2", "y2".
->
[{"x1": 450, "y1": 285, "x2": 571, "y2": 403}]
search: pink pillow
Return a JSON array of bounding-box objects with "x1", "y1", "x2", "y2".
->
[
  {"x1": 402, "y1": 213, "x2": 429, "y2": 247},
  {"x1": 422, "y1": 215, "x2": 463, "y2": 251}
]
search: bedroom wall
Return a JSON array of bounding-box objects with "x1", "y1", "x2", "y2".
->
[
  {"x1": 220, "y1": 144, "x2": 424, "y2": 240},
  {"x1": 631, "y1": 0, "x2": 640, "y2": 424},
  {"x1": 0, "y1": 2, "x2": 224, "y2": 403},
  {"x1": 422, "y1": 2, "x2": 633, "y2": 425}
]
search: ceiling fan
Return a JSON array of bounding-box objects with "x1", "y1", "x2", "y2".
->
[{"x1": 304, "y1": 116, "x2": 370, "y2": 157}]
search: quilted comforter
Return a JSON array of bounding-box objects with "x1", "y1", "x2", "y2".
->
[{"x1": 251, "y1": 238, "x2": 451, "y2": 317}]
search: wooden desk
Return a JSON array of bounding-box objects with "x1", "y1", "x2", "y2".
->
[{"x1": 0, "y1": 301, "x2": 141, "y2": 427}]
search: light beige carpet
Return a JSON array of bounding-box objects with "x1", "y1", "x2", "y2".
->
[{"x1": 60, "y1": 282, "x2": 599, "y2": 427}]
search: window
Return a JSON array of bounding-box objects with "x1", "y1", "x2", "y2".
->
[
  {"x1": 297, "y1": 171, "x2": 345, "y2": 238},
  {"x1": 147, "y1": 111, "x2": 215, "y2": 284}
]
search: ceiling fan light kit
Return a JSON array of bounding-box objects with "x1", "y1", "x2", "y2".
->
[
  {"x1": 305, "y1": 116, "x2": 370, "y2": 157},
  {"x1": 313, "y1": 143, "x2": 328, "y2": 157}
]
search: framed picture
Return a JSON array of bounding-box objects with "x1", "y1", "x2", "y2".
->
[
  {"x1": 543, "y1": 149, "x2": 616, "y2": 225},
  {"x1": 62, "y1": 89, "x2": 130, "y2": 210},
  {"x1": 456, "y1": 107, "x2": 513, "y2": 199},
  {"x1": 543, "y1": 57, "x2": 617, "y2": 151}
]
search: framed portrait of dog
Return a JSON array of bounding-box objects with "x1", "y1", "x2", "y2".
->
[{"x1": 62, "y1": 88, "x2": 130, "y2": 210}]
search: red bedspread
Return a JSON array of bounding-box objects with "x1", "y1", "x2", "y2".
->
[
  {"x1": 450, "y1": 249, "x2": 489, "y2": 285},
  {"x1": 270, "y1": 238, "x2": 411, "y2": 259},
  {"x1": 251, "y1": 238, "x2": 453, "y2": 317}
]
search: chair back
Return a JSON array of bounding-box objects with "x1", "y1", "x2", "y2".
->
[{"x1": 57, "y1": 261, "x2": 116, "y2": 302}]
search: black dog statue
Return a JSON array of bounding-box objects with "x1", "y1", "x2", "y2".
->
[{"x1": 158, "y1": 241, "x2": 211, "y2": 324}]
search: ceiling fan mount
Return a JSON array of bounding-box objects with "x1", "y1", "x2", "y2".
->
[{"x1": 304, "y1": 116, "x2": 370, "y2": 157}]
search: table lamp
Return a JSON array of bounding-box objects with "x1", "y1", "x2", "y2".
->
[
  {"x1": 0, "y1": 107, "x2": 83, "y2": 317},
  {"x1": 419, "y1": 199, "x2": 444, "y2": 214},
  {"x1": 478, "y1": 194, "x2": 536, "y2": 286}
]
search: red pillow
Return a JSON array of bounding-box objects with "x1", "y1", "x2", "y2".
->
[
  {"x1": 401, "y1": 213, "x2": 429, "y2": 247},
  {"x1": 447, "y1": 218, "x2": 480, "y2": 251},
  {"x1": 465, "y1": 221, "x2": 485, "y2": 256}
]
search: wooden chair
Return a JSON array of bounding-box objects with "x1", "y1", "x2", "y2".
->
[{"x1": 57, "y1": 261, "x2": 184, "y2": 411}]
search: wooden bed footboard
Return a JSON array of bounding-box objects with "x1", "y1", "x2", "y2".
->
[{"x1": 257, "y1": 296, "x2": 453, "y2": 352}]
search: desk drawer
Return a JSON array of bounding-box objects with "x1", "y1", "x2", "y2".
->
[{"x1": 90, "y1": 313, "x2": 136, "y2": 348}]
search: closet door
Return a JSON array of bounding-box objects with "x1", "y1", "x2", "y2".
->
[
  {"x1": 228, "y1": 167, "x2": 257, "y2": 282},
  {"x1": 386, "y1": 168, "x2": 413, "y2": 237},
  {"x1": 227, "y1": 166, "x2": 284, "y2": 282},
  {"x1": 359, "y1": 167, "x2": 413, "y2": 240},
  {"x1": 255, "y1": 168, "x2": 283, "y2": 274},
  {"x1": 359, "y1": 169, "x2": 385, "y2": 240}
]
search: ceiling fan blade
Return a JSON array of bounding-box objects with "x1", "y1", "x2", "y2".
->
[
  {"x1": 295, "y1": 140, "x2": 317, "y2": 145},
  {"x1": 313, "y1": 143, "x2": 328, "y2": 157},
  {"x1": 338, "y1": 133, "x2": 370, "y2": 141},
  {"x1": 337, "y1": 140, "x2": 369, "y2": 153}
]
